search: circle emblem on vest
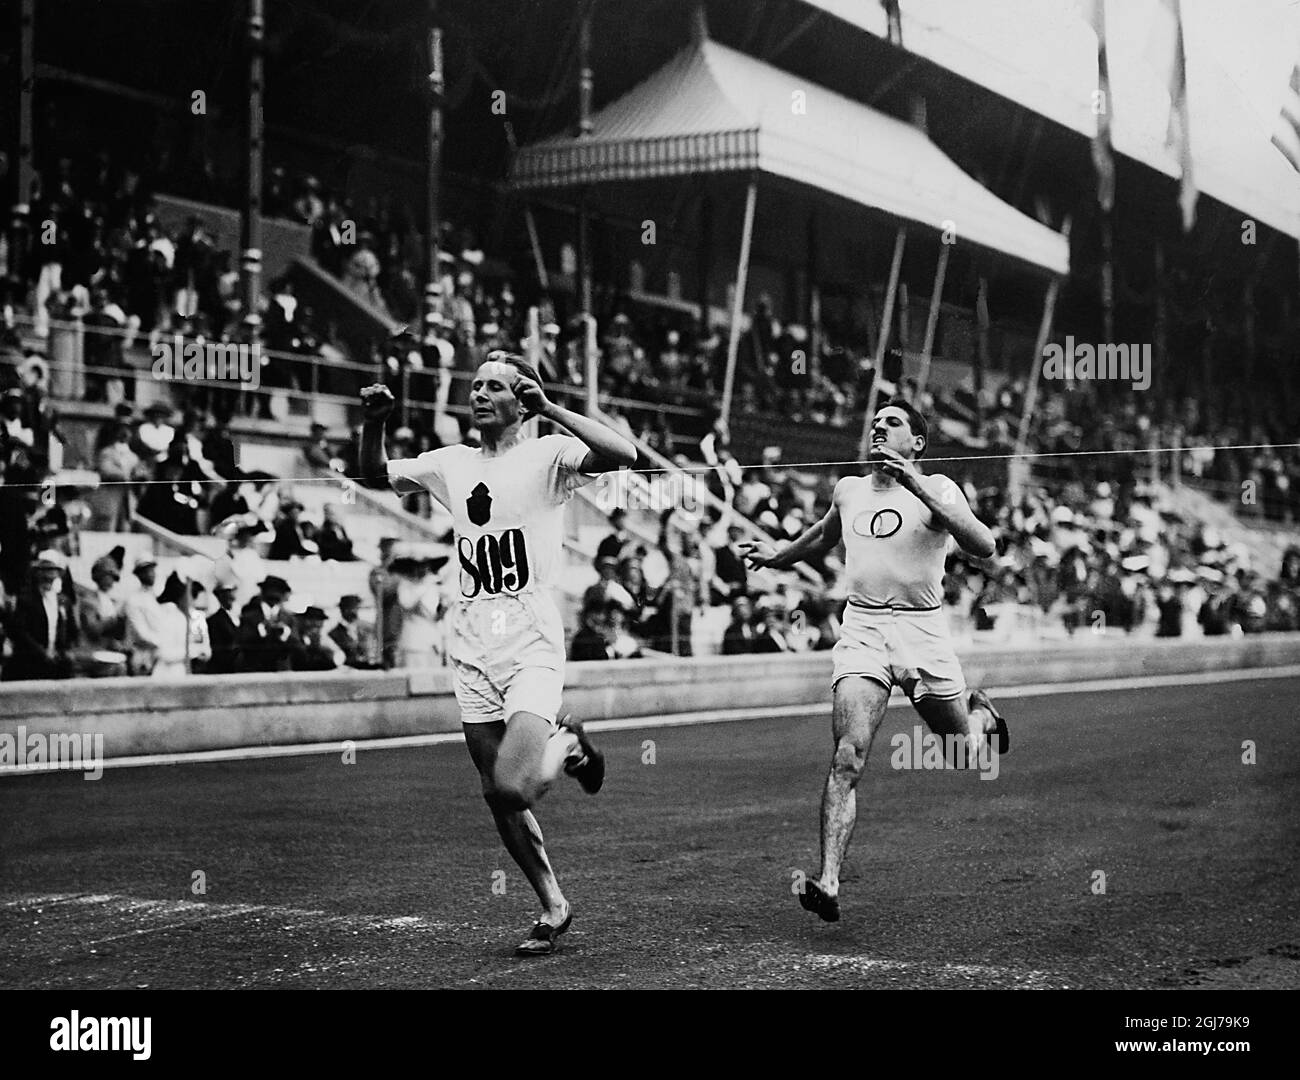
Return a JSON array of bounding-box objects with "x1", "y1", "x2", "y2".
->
[{"x1": 853, "y1": 508, "x2": 903, "y2": 539}]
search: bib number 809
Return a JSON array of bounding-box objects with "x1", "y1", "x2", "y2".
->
[{"x1": 459, "y1": 530, "x2": 531, "y2": 598}]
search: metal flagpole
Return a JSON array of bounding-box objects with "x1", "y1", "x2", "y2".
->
[
  {"x1": 524, "y1": 306, "x2": 541, "y2": 438},
  {"x1": 859, "y1": 225, "x2": 907, "y2": 460},
  {"x1": 914, "y1": 243, "x2": 950, "y2": 398},
  {"x1": 1152, "y1": 239, "x2": 1166, "y2": 486},
  {"x1": 240, "y1": 0, "x2": 265, "y2": 345},
  {"x1": 975, "y1": 275, "x2": 990, "y2": 435},
  {"x1": 424, "y1": 1, "x2": 445, "y2": 326},
  {"x1": 584, "y1": 314, "x2": 598, "y2": 415},
  {"x1": 577, "y1": 2, "x2": 595, "y2": 412},
  {"x1": 16, "y1": 0, "x2": 35, "y2": 215},
  {"x1": 720, "y1": 178, "x2": 758, "y2": 431},
  {"x1": 1014, "y1": 217, "x2": 1072, "y2": 465},
  {"x1": 524, "y1": 206, "x2": 549, "y2": 291}
]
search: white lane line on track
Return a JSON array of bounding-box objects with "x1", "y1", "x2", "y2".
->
[
  {"x1": 1, "y1": 893, "x2": 463, "y2": 948},
  {"x1": 5, "y1": 663, "x2": 1299, "y2": 776}
]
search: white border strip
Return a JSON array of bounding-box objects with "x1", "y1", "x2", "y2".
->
[{"x1": 4, "y1": 664, "x2": 1298, "y2": 776}]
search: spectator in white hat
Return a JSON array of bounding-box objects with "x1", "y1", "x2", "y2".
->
[{"x1": 123, "y1": 557, "x2": 165, "y2": 675}]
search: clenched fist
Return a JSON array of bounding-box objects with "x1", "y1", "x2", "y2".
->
[
  {"x1": 509, "y1": 371, "x2": 549, "y2": 421},
  {"x1": 361, "y1": 384, "x2": 395, "y2": 423}
]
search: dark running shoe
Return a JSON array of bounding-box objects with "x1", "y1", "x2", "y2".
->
[
  {"x1": 559, "y1": 714, "x2": 605, "y2": 795},
  {"x1": 515, "y1": 907, "x2": 573, "y2": 957},
  {"x1": 969, "y1": 689, "x2": 1010, "y2": 755},
  {"x1": 798, "y1": 876, "x2": 841, "y2": 922}
]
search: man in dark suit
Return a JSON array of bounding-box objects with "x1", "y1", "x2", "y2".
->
[
  {"x1": 3, "y1": 550, "x2": 79, "y2": 680},
  {"x1": 202, "y1": 414, "x2": 240, "y2": 480},
  {"x1": 315, "y1": 503, "x2": 356, "y2": 561},
  {"x1": 752, "y1": 596, "x2": 794, "y2": 653},
  {"x1": 237, "y1": 576, "x2": 296, "y2": 671},
  {"x1": 206, "y1": 582, "x2": 241, "y2": 673},
  {"x1": 569, "y1": 601, "x2": 611, "y2": 662},
  {"x1": 328, "y1": 594, "x2": 378, "y2": 668},
  {"x1": 269, "y1": 500, "x2": 317, "y2": 560},
  {"x1": 596, "y1": 509, "x2": 630, "y2": 562},
  {"x1": 712, "y1": 524, "x2": 749, "y2": 604},
  {"x1": 720, "y1": 594, "x2": 756, "y2": 656},
  {"x1": 291, "y1": 606, "x2": 343, "y2": 671}
]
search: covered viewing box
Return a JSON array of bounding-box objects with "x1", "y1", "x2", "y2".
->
[{"x1": 510, "y1": 25, "x2": 1071, "y2": 442}]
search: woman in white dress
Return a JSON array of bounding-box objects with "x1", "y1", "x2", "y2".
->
[
  {"x1": 211, "y1": 513, "x2": 271, "y2": 608},
  {"x1": 392, "y1": 556, "x2": 445, "y2": 669},
  {"x1": 152, "y1": 573, "x2": 194, "y2": 678}
]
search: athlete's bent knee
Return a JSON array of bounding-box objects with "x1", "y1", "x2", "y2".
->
[
  {"x1": 484, "y1": 784, "x2": 531, "y2": 814},
  {"x1": 489, "y1": 764, "x2": 542, "y2": 812},
  {"x1": 831, "y1": 738, "x2": 867, "y2": 783}
]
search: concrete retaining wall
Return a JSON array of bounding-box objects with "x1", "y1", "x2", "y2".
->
[{"x1": 3, "y1": 635, "x2": 1298, "y2": 760}]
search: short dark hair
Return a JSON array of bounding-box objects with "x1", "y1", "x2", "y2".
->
[{"x1": 877, "y1": 399, "x2": 928, "y2": 457}]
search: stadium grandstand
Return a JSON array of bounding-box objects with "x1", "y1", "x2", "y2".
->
[
  {"x1": 1, "y1": 0, "x2": 1298, "y2": 681},
  {"x1": 1, "y1": 0, "x2": 1299, "y2": 1001}
]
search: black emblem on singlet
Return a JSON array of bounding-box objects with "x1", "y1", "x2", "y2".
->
[
  {"x1": 852, "y1": 508, "x2": 903, "y2": 539},
  {"x1": 466, "y1": 482, "x2": 492, "y2": 526}
]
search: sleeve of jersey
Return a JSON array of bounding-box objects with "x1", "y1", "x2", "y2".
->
[
  {"x1": 386, "y1": 448, "x2": 450, "y2": 508},
  {"x1": 547, "y1": 434, "x2": 604, "y2": 502}
]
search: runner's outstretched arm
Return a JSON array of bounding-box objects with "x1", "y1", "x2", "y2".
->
[{"x1": 740, "y1": 487, "x2": 844, "y2": 571}]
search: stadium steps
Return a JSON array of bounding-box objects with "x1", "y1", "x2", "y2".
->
[
  {"x1": 75, "y1": 517, "x2": 368, "y2": 612},
  {"x1": 287, "y1": 256, "x2": 402, "y2": 343},
  {"x1": 725, "y1": 412, "x2": 857, "y2": 471},
  {"x1": 1163, "y1": 482, "x2": 1296, "y2": 576}
]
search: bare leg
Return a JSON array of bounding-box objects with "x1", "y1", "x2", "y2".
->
[
  {"x1": 463, "y1": 720, "x2": 569, "y2": 924},
  {"x1": 912, "y1": 693, "x2": 995, "y2": 767},
  {"x1": 817, "y1": 676, "x2": 892, "y2": 898},
  {"x1": 493, "y1": 710, "x2": 580, "y2": 807}
]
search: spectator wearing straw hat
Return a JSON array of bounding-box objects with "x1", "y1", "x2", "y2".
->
[
  {"x1": 77, "y1": 555, "x2": 127, "y2": 651},
  {"x1": 123, "y1": 556, "x2": 165, "y2": 675},
  {"x1": 1, "y1": 549, "x2": 78, "y2": 681}
]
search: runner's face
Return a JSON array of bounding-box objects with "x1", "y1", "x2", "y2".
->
[
  {"x1": 870, "y1": 407, "x2": 921, "y2": 459},
  {"x1": 471, "y1": 362, "x2": 521, "y2": 430}
]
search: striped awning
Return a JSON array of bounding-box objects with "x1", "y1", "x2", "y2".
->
[{"x1": 511, "y1": 37, "x2": 1070, "y2": 276}]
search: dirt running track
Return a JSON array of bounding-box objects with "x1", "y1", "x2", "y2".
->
[{"x1": 1, "y1": 674, "x2": 1297, "y2": 989}]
